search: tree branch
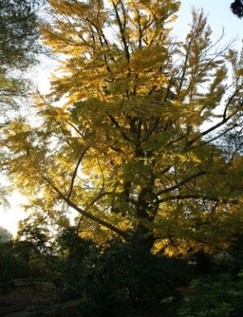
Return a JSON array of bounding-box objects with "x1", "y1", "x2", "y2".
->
[
  {"x1": 42, "y1": 175, "x2": 129, "y2": 238},
  {"x1": 67, "y1": 146, "x2": 90, "y2": 199},
  {"x1": 157, "y1": 171, "x2": 206, "y2": 195}
]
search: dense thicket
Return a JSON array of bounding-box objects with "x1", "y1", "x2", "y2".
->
[{"x1": 1, "y1": 226, "x2": 243, "y2": 316}]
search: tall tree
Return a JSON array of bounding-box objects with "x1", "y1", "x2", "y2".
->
[{"x1": 4, "y1": 0, "x2": 243, "y2": 252}]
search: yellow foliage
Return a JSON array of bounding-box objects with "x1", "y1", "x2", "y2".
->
[{"x1": 3, "y1": 1, "x2": 243, "y2": 251}]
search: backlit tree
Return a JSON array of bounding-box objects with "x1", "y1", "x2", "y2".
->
[{"x1": 3, "y1": 0, "x2": 243, "y2": 252}]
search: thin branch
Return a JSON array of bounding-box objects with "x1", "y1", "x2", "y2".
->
[
  {"x1": 112, "y1": 0, "x2": 130, "y2": 62},
  {"x1": 42, "y1": 175, "x2": 129, "y2": 238},
  {"x1": 67, "y1": 146, "x2": 90, "y2": 199},
  {"x1": 197, "y1": 123, "x2": 239, "y2": 148},
  {"x1": 66, "y1": 121, "x2": 85, "y2": 138},
  {"x1": 157, "y1": 171, "x2": 206, "y2": 195},
  {"x1": 186, "y1": 108, "x2": 239, "y2": 148},
  {"x1": 159, "y1": 194, "x2": 216, "y2": 203},
  {"x1": 141, "y1": 118, "x2": 160, "y2": 142},
  {"x1": 108, "y1": 114, "x2": 132, "y2": 142}
]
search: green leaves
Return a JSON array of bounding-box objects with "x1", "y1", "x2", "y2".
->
[{"x1": 179, "y1": 273, "x2": 243, "y2": 317}]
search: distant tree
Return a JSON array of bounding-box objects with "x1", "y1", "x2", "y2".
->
[
  {"x1": 0, "y1": 226, "x2": 12, "y2": 242},
  {"x1": 231, "y1": 0, "x2": 243, "y2": 18}
]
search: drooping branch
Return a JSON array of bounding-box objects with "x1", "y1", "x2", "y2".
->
[
  {"x1": 42, "y1": 174, "x2": 129, "y2": 239},
  {"x1": 186, "y1": 106, "x2": 240, "y2": 148}
]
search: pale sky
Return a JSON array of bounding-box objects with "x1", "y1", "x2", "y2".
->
[
  {"x1": 0, "y1": 0, "x2": 242, "y2": 237},
  {"x1": 176, "y1": 0, "x2": 242, "y2": 44}
]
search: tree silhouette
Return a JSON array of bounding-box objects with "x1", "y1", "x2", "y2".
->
[
  {"x1": 0, "y1": 226, "x2": 12, "y2": 242},
  {"x1": 231, "y1": 0, "x2": 243, "y2": 18}
]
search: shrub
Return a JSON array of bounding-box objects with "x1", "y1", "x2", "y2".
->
[
  {"x1": 80, "y1": 238, "x2": 190, "y2": 317},
  {"x1": 178, "y1": 273, "x2": 243, "y2": 317}
]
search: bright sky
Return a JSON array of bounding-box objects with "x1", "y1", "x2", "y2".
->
[
  {"x1": 0, "y1": 0, "x2": 242, "y2": 237},
  {"x1": 175, "y1": 0, "x2": 242, "y2": 44}
]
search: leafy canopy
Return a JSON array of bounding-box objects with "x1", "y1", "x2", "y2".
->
[{"x1": 3, "y1": 0, "x2": 243, "y2": 252}]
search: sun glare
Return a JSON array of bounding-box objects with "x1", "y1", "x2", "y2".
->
[{"x1": 0, "y1": 192, "x2": 28, "y2": 237}]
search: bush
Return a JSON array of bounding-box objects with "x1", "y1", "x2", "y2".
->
[
  {"x1": 54, "y1": 227, "x2": 96, "y2": 300},
  {"x1": 178, "y1": 273, "x2": 243, "y2": 317},
  {"x1": 80, "y1": 238, "x2": 190, "y2": 317}
]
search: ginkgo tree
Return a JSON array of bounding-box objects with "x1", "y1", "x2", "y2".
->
[{"x1": 3, "y1": 0, "x2": 243, "y2": 252}]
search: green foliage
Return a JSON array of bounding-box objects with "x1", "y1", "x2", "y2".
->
[
  {"x1": 0, "y1": 242, "x2": 17, "y2": 289},
  {"x1": 27, "y1": 227, "x2": 192, "y2": 316},
  {"x1": 0, "y1": 239, "x2": 47, "y2": 290},
  {"x1": 79, "y1": 238, "x2": 191, "y2": 317},
  {"x1": 3, "y1": 225, "x2": 243, "y2": 317},
  {"x1": 55, "y1": 226, "x2": 96, "y2": 300},
  {"x1": 178, "y1": 273, "x2": 243, "y2": 317},
  {"x1": 0, "y1": 0, "x2": 39, "y2": 69}
]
